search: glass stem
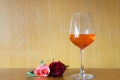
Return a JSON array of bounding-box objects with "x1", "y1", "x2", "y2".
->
[{"x1": 80, "y1": 49, "x2": 85, "y2": 76}]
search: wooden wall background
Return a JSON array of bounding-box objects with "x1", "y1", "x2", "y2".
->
[{"x1": 0, "y1": 0, "x2": 119, "y2": 68}]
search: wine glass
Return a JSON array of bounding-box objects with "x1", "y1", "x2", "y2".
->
[{"x1": 69, "y1": 13, "x2": 96, "y2": 80}]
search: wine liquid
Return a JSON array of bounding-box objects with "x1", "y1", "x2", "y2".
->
[{"x1": 70, "y1": 34, "x2": 95, "y2": 49}]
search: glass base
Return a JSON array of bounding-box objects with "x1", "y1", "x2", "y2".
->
[{"x1": 71, "y1": 73, "x2": 95, "y2": 80}]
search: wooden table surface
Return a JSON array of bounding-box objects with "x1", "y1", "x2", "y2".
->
[{"x1": 0, "y1": 68, "x2": 120, "y2": 80}]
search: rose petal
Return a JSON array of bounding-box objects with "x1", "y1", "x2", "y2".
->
[
  {"x1": 34, "y1": 65, "x2": 50, "y2": 77},
  {"x1": 49, "y1": 61, "x2": 66, "y2": 76}
]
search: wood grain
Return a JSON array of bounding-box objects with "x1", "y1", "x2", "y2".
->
[{"x1": 0, "y1": 0, "x2": 119, "y2": 68}]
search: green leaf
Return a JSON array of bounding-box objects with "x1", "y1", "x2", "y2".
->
[
  {"x1": 40, "y1": 60, "x2": 44, "y2": 66},
  {"x1": 26, "y1": 71, "x2": 37, "y2": 77}
]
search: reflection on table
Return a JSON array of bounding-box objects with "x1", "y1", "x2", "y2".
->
[{"x1": 0, "y1": 68, "x2": 120, "y2": 80}]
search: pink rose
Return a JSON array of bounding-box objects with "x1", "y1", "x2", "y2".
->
[
  {"x1": 49, "y1": 61, "x2": 66, "y2": 77},
  {"x1": 34, "y1": 65, "x2": 50, "y2": 77}
]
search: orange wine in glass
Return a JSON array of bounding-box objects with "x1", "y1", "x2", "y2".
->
[{"x1": 69, "y1": 13, "x2": 96, "y2": 80}]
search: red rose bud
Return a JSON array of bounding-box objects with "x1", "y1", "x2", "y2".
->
[{"x1": 49, "y1": 61, "x2": 66, "y2": 77}]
